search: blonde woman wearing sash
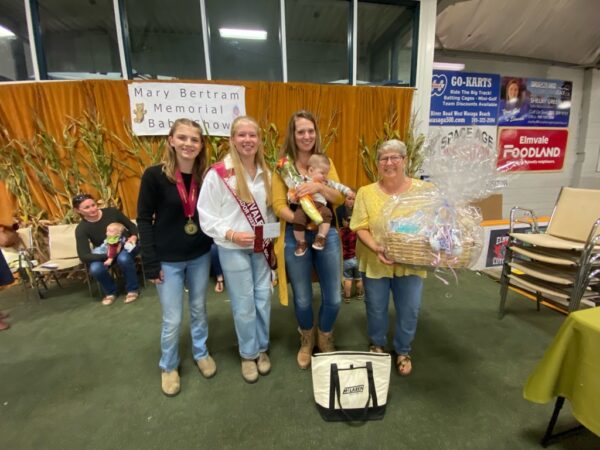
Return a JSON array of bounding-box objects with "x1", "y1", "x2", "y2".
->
[{"x1": 198, "y1": 116, "x2": 275, "y2": 384}]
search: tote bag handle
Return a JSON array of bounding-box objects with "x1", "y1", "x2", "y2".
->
[{"x1": 330, "y1": 362, "x2": 378, "y2": 422}]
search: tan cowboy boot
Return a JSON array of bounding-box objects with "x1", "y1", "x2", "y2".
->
[
  {"x1": 317, "y1": 328, "x2": 336, "y2": 353},
  {"x1": 297, "y1": 327, "x2": 315, "y2": 369}
]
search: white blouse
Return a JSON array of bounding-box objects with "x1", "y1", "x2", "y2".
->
[{"x1": 198, "y1": 155, "x2": 276, "y2": 249}]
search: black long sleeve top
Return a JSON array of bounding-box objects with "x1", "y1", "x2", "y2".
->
[
  {"x1": 75, "y1": 207, "x2": 138, "y2": 263},
  {"x1": 136, "y1": 164, "x2": 213, "y2": 279}
]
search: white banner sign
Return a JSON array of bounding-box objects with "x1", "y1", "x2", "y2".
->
[{"x1": 128, "y1": 82, "x2": 246, "y2": 136}]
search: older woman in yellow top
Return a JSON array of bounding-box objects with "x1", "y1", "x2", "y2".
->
[{"x1": 350, "y1": 139, "x2": 433, "y2": 376}]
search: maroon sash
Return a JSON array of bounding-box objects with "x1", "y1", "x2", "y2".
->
[{"x1": 213, "y1": 161, "x2": 275, "y2": 269}]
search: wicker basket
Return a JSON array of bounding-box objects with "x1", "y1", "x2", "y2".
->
[{"x1": 384, "y1": 231, "x2": 480, "y2": 268}]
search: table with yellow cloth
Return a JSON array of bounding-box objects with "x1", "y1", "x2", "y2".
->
[{"x1": 523, "y1": 307, "x2": 600, "y2": 439}]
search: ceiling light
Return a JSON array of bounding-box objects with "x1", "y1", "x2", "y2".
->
[
  {"x1": 0, "y1": 25, "x2": 16, "y2": 38},
  {"x1": 432, "y1": 62, "x2": 465, "y2": 71},
  {"x1": 219, "y1": 28, "x2": 267, "y2": 40}
]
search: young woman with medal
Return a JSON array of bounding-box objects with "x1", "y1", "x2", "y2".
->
[
  {"x1": 137, "y1": 118, "x2": 216, "y2": 397},
  {"x1": 198, "y1": 116, "x2": 275, "y2": 384}
]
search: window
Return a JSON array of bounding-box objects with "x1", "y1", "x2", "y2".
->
[
  {"x1": 286, "y1": 0, "x2": 350, "y2": 84},
  {"x1": 205, "y1": 0, "x2": 282, "y2": 81},
  {"x1": 125, "y1": 0, "x2": 206, "y2": 79},
  {"x1": 0, "y1": 0, "x2": 33, "y2": 81},
  {"x1": 38, "y1": 0, "x2": 122, "y2": 79},
  {"x1": 357, "y1": 1, "x2": 416, "y2": 85}
]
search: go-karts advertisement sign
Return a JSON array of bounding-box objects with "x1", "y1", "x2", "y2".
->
[
  {"x1": 430, "y1": 70, "x2": 500, "y2": 126},
  {"x1": 496, "y1": 128, "x2": 568, "y2": 172}
]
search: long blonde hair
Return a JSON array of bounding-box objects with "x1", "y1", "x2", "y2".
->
[
  {"x1": 229, "y1": 116, "x2": 272, "y2": 206},
  {"x1": 162, "y1": 118, "x2": 206, "y2": 184}
]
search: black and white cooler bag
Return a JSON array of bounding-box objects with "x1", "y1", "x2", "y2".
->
[{"x1": 311, "y1": 351, "x2": 391, "y2": 422}]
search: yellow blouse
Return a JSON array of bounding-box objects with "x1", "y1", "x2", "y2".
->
[
  {"x1": 350, "y1": 179, "x2": 433, "y2": 279},
  {"x1": 272, "y1": 157, "x2": 344, "y2": 305}
]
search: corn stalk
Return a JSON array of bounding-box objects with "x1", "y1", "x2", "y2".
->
[
  {"x1": 0, "y1": 128, "x2": 44, "y2": 224},
  {"x1": 113, "y1": 123, "x2": 167, "y2": 173},
  {"x1": 205, "y1": 135, "x2": 229, "y2": 166},
  {"x1": 74, "y1": 113, "x2": 135, "y2": 208},
  {"x1": 261, "y1": 123, "x2": 280, "y2": 170},
  {"x1": 320, "y1": 111, "x2": 339, "y2": 154},
  {"x1": 359, "y1": 111, "x2": 425, "y2": 181}
]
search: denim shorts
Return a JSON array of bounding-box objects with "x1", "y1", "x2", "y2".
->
[{"x1": 343, "y1": 257, "x2": 360, "y2": 280}]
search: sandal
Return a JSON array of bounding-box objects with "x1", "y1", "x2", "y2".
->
[
  {"x1": 343, "y1": 295, "x2": 351, "y2": 304},
  {"x1": 124, "y1": 292, "x2": 139, "y2": 304},
  {"x1": 396, "y1": 354, "x2": 412, "y2": 376},
  {"x1": 214, "y1": 278, "x2": 224, "y2": 293},
  {"x1": 101, "y1": 295, "x2": 116, "y2": 306}
]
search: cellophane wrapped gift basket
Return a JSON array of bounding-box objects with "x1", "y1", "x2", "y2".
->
[{"x1": 377, "y1": 130, "x2": 507, "y2": 270}]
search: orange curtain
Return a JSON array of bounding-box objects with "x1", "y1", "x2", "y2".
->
[{"x1": 0, "y1": 80, "x2": 413, "y2": 221}]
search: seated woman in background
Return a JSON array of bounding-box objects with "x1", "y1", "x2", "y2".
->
[{"x1": 73, "y1": 194, "x2": 140, "y2": 305}]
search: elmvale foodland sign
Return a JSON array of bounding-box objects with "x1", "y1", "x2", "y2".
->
[{"x1": 128, "y1": 82, "x2": 246, "y2": 136}]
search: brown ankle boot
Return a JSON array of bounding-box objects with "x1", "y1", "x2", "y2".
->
[
  {"x1": 297, "y1": 327, "x2": 315, "y2": 369},
  {"x1": 317, "y1": 328, "x2": 335, "y2": 353}
]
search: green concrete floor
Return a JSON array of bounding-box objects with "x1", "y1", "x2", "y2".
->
[{"x1": 0, "y1": 271, "x2": 598, "y2": 449}]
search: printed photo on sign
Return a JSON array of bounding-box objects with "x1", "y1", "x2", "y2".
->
[
  {"x1": 128, "y1": 82, "x2": 246, "y2": 136},
  {"x1": 497, "y1": 128, "x2": 568, "y2": 172},
  {"x1": 498, "y1": 78, "x2": 529, "y2": 124},
  {"x1": 498, "y1": 77, "x2": 572, "y2": 127}
]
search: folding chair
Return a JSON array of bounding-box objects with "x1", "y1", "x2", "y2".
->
[
  {"x1": 499, "y1": 187, "x2": 600, "y2": 317},
  {"x1": 32, "y1": 224, "x2": 93, "y2": 297},
  {"x1": 0, "y1": 227, "x2": 47, "y2": 300}
]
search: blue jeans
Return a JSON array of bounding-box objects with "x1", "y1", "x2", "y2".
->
[
  {"x1": 155, "y1": 252, "x2": 211, "y2": 371},
  {"x1": 89, "y1": 247, "x2": 140, "y2": 296},
  {"x1": 343, "y1": 257, "x2": 360, "y2": 280},
  {"x1": 210, "y1": 243, "x2": 223, "y2": 278},
  {"x1": 284, "y1": 225, "x2": 341, "y2": 332},
  {"x1": 361, "y1": 274, "x2": 423, "y2": 355},
  {"x1": 218, "y1": 247, "x2": 271, "y2": 359}
]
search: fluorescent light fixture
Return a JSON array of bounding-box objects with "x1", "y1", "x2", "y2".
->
[
  {"x1": 432, "y1": 62, "x2": 465, "y2": 71},
  {"x1": 0, "y1": 25, "x2": 16, "y2": 38},
  {"x1": 219, "y1": 28, "x2": 267, "y2": 40}
]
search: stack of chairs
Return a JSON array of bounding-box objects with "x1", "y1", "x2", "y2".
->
[{"x1": 499, "y1": 187, "x2": 600, "y2": 317}]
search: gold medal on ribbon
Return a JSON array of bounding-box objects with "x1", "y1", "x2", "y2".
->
[
  {"x1": 184, "y1": 219, "x2": 198, "y2": 235},
  {"x1": 175, "y1": 169, "x2": 200, "y2": 237}
]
